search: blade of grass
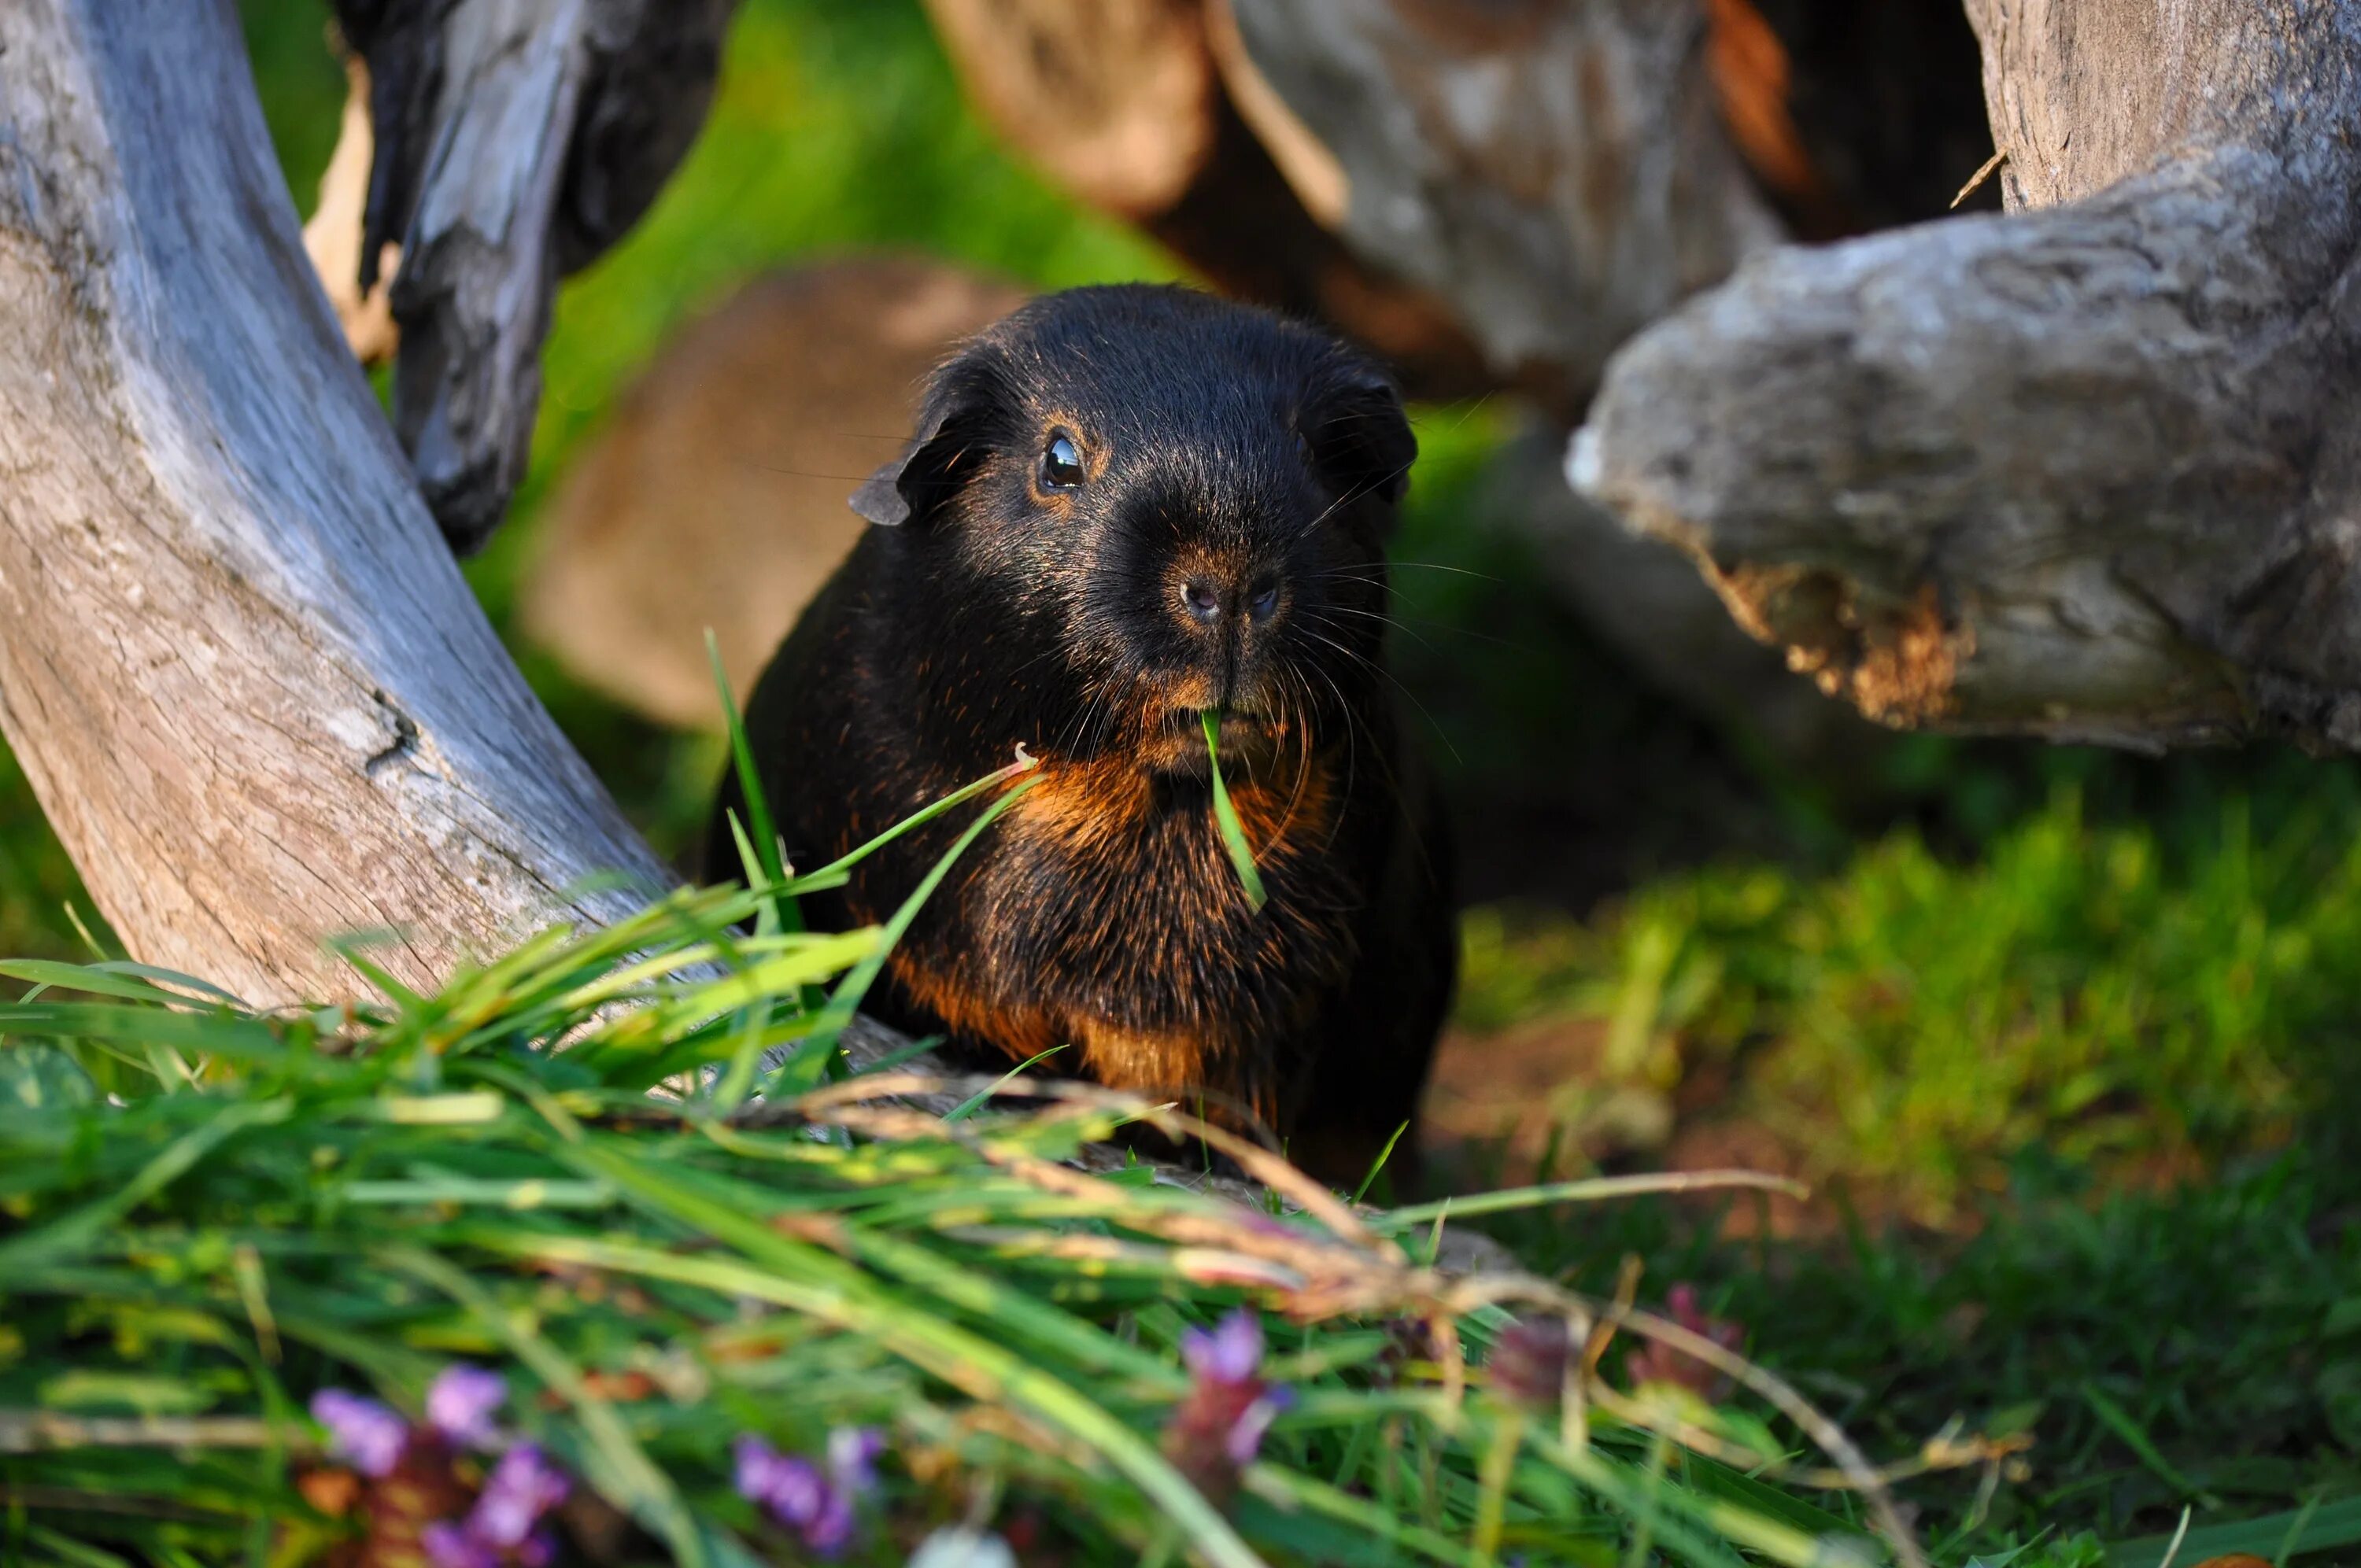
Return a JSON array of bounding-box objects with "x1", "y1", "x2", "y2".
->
[
  {"x1": 2081, "y1": 1383, "x2": 2215, "y2": 1507},
  {"x1": 1353, "y1": 1122, "x2": 1411, "y2": 1205},
  {"x1": 1376, "y1": 1171, "x2": 1809, "y2": 1230},
  {"x1": 794, "y1": 749, "x2": 1041, "y2": 887},
  {"x1": 944, "y1": 1046, "x2": 1072, "y2": 1123},
  {"x1": 1203, "y1": 709, "x2": 1269, "y2": 911},
  {"x1": 708, "y1": 630, "x2": 791, "y2": 916},
  {"x1": 769, "y1": 774, "x2": 1043, "y2": 1094},
  {"x1": 2107, "y1": 1495, "x2": 2361, "y2": 1568}
]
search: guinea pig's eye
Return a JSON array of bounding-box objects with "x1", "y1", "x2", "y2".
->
[
  {"x1": 1040, "y1": 433, "x2": 1085, "y2": 491},
  {"x1": 1294, "y1": 428, "x2": 1313, "y2": 466}
]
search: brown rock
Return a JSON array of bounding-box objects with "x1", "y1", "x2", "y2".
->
[{"x1": 523, "y1": 256, "x2": 1028, "y2": 730}]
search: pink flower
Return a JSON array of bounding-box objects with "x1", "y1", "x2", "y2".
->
[{"x1": 1487, "y1": 1317, "x2": 1572, "y2": 1408}]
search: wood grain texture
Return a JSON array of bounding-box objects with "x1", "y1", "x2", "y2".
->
[
  {"x1": 0, "y1": 0, "x2": 674, "y2": 1005},
  {"x1": 327, "y1": 0, "x2": 736, "y2": 550},
  {"x1": 1583, "y1": 0, "x2": 2361, "y2": 750},
  {"x1": 1224, "y1": 0, "x2": 1782, "y2": 400}
]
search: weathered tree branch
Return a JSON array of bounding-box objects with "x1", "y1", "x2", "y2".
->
[
  {"x1": 918, "y1": 0, "x2": 1501, "y2": 404},
  {"x1": 300, "y1": 51, "x2": 399, "y2": 365},
  {"x1": 0, "y1": 0, "x2": 674, "y2": 1005},
  {"x1": 326, "y1": 0, "x2": 737, "y2": 551},
  {"x1": 1222, "y1": 0, "x2": 1782, "y2": 404},
  {"x1": 1583, "y1": 2, "x2": 2361, "y2": 751}
]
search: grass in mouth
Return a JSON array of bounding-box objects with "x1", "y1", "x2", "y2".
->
[{"x1": 1203, "y1": 708, "x2": 1270, "y2": 912}]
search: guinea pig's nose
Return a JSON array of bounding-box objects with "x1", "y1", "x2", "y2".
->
[
  {"x1": 1246, "y1": 574, "x2": 1281, "y2": 622},
  {"x1": 1182, "y1": 579, "x2": 1225, "y2": 624}
]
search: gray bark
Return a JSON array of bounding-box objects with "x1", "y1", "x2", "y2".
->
[
  {"x1": 0, "y1": 0, "x2": 674, "y2": 1006},
  {"x1": 1482, "y1": 429, "x2": 1878, "y2": 768},
  {"x1": 328, "y1": 0, "x2": 737, "y2": 551},
  {"x1": 1582, "y1": 1, "x2": 2361, "y2": 751}
]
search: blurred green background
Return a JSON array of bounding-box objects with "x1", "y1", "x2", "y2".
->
[{"x1": 0, "y1": 0, "x2": 2352, "y2": 1545}]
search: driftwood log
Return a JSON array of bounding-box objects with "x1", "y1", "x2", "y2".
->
[
  {"x1": 1220, "y1": 0, "x2": 1783, "y2": 404},
  {"x1": 917, "y1": 0, "x2": 1501, "y2": 402},
  {"x1": 325, "y1": 0, "x2": 737, "y2": 551},
  {"x1": 0, "y1": 0, "x2": 683, "y2": 1007},
  {"x1": 1583, "y1": 1, "x2": 2361, "y2": 752}
]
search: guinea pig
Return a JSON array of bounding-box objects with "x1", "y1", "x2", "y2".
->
[{"x1": 708, "y1": 283, "x2": 1454, "y2": 1187}]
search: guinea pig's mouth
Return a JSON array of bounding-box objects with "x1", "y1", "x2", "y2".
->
[
  {"x1": 1136, "y1": 704, "x2": 1280, "y2": 776},
  {"x1": 1176, "y1": 707, "x2": 1266, "y2": 740}
]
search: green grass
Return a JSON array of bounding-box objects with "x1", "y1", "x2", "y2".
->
[
  {"x1": 1454, "y1": 781, "x2": 2361, "y2": 1225},
  {"x1": 1485, "y1": 1145, "x2": 2361, "y2": 1562},
  {"x1": 0, "y1": 883, "x2": 1927, "y2": 1568},
  {"x1": 0, "y1": 740, "x2": 99, "y2": 966}
]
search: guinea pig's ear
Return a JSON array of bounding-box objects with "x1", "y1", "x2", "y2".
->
[
  {"x1": 851, "y1": 360, "x2": 999, "y2": 528},
  {"x1": 1306, "y1": 367, "x2": 1418, "y2": 520}
]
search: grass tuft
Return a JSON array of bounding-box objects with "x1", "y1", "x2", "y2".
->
[{"x1": 0, "y1": 876, "x2": 1974, "y2": 1565}]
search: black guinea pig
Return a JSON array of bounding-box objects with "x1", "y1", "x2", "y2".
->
[{"x1": 708, "y1": 283, "x2": 1454, "y2": 1186}]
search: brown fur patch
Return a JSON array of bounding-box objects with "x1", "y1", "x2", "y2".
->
[{"x1": 886, "y1": 745, "x2": 1349, "y2": 1125}]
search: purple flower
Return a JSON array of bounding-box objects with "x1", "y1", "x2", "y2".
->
[
  {"x1": 1182, "y1": 1311, "x2": 1265, "y2": 1385},
  {"x1": 1223, "y1": 1389, "x2": 1292, "y2": 1466},
  {"x1": 804, "y1": 1485, "x2": 858, "y2": 1557},
  {"x1": 733, "y1": 1434, "x2": 828, "y2": 1525},
  {"x1": 427, "y1": 1365, "x2": 508, "y2": 1448},
  {"x1": 1166, "y1": 1311, "x2": 1292, "y2": 1503},
  {"x1": 422, "y1": 1522, "x2": 501, "y2": 1568},
  {"x1": 733, "y1": 1431, "x2": 883, "y2": 1559},
  {"x1": 311, "y1": 1388, "x2": 408, "y2": 1477},
  {"x1": 515, "y1": 1528, "x2": 559, "y2": 1568},
  {"x1": 826, "y1": 1426, "x2": 885, "y2": 1496},
  {"x1": 471, "y1": 1444, "x2": 572, "y2": 1549}
]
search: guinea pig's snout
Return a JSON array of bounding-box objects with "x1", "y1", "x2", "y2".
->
[{"x1": 1177, "y1": 570, "x2": 1284, "y2": 629}]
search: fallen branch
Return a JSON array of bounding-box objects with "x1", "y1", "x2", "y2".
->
[
  {"x1": 1583, "y1": 1, "x2": 2361, "y2": 751},
  {"x1": 327, "y1": 0, "x2": 738, "y2": 548},
  {"x1": 0, "y1": 0, "x2": 674, "y2": 1004}
]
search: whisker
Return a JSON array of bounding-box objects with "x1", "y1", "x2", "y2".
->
[{"x1": 1295, "y1": 622, "x2": 1462, "y2": 769}]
